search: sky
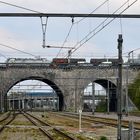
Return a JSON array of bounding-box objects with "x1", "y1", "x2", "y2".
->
[
  {"x1": 1, "y1": 0, "x2": 139, "y2": 95},
  {"x1": 0, "y1": 0, "x2": 140, "y2": 63}
]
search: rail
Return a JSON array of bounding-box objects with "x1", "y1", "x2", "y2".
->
[
  {"x1": 50, "y1": 112, "x2": 140, "y2": 130},
  {"x1": 22, "y1": 111, "x2": 76, "y2": 140},
  {"x1": 0, "y1": 111, "x2": 17, "y2": 133}
]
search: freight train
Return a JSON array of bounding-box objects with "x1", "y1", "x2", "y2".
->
[
  {"x1": 52, "y1": 58, "x2": 118, "y2": 68},
  {"x1": 52, "y1": 58, "x2": 86, "y2": 68},
  {"x1": 90, "y1": 58, "x2": 118, "y2": 66},
  {"x1": 3, "y1": 58, "x2": 120, "y2": 68}
]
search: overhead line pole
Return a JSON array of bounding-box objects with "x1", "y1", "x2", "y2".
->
[
  {"x1": 117, "y1": 34, "x2": 123, "y2": 140},
  {"x1": 0, "y1": 13, "x2": 140, "y2": 18}
]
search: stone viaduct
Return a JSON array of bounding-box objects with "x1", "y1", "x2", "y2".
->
[{"x1": 0, "y1": 64, "x2": 139, "y2": 112}]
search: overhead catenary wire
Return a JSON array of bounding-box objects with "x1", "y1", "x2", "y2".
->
[
  {"x1": 75, "y1": 0, "x2": 109, "y2": 24},
  {"x1": 55, "y1": 0, "x2": 110, "y2": 58},
  {"x1": 0, "y1": 1, "x2": 41, "y2": 13},
  {"x1": 0, "y1": 1, "x2": 49, "y2": 50},
  {"x1": 123, "y1": 47, "x2": 140, "y2": 56},
  {"x1": 63, "y1": 1, "x2": 129, "y2": 58},
  {"x1": 55, "y1": 18, "x2": 74, "y2": 58},
  {"x1": 0, "y1": 0, "x2": 139, "y2": 59},
  {"x1": 0, "y1": 51, "x2": 7, "y2": 59},
  {"x1": 0, "y1": 1, "x2": 48, "y2": 59},
  {"x1": 0, "y1": 43, "x2": 38, "y2": 58},
  {"x1": 68, "y1": 0, "x2": 133, "y2": 55},
  {"x1": 66, "y1": 0, "x2": 138, "y2": 57}
]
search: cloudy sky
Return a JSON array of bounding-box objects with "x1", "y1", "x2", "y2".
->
[{"x1": 0, "y1": 0, "x2": 140, "y2": 62}]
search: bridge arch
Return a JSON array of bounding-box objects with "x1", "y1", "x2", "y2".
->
[
  {"x1": 5, "y1": 76, "x2": 64, "y2": 111},
  {"x1": 83, "y1": 78, "x2": 117, "y2": 112},
  {"x1": 94, "y1": 79, "x2": 117, "y2": 112}
]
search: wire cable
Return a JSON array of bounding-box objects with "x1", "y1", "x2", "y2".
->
[
  {"x1": 75, "y1": 0, "x2": 109, "y2": 24},
  {"x1": 72, "y1": 0, "x2": 131, "y2": 52},
  {"x1": 0, "y1": 1, "x2": 41, "y2": 13},
  {"x1": 54, "y1": 0, "x2": 110, "y2": 58},
  {"x1": 123, "y1": 47, "x2": 140, "y2": 55},
  {"x1": 67, "y1": 0, "x2": 138, "y2": 57},
  {"x1": 65, "y1": 1, "x2": 128, "y2": 57},
  {"x1": 55, "y1": 18, "x2": 74, "y2": 58},
  {"x1": 0, "y1": 43, "x2": 38, "y2": 58},
  {"x1": 0, "y1": 52, "x2": 7, "y2": 59},
  {"x1": 55, "y1": 1, "x2": 109, "y2": 58},
  {"x1": 0, "y1": 1, "x2": 49, "y2": 52}
]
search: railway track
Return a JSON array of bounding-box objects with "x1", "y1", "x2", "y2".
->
[
  {"x1": 50, "y1": 112, "x2": 140, "y2": 130},
  {"x1": 22, "y1": 111, "x2": 76, "y2": 140},
  {"x1": 0, "y1": 112, "x2": 11, "y2": 122},
  {"x1": 0, "y1": 111, "x2": 17, "y2": 133}
]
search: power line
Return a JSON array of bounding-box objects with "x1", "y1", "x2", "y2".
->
[
  {"x1": 55, "y1": 0, "x2": 110, "y2": 58},
  {"x1": 0, "y1": 1, "x2": 41, "y2": 13},
  {"x1": 112, "y1": 47, "x2": 140, "y2": 58},
  {"x1": 63, "y1": 0, "x2": 128, "y2": 57},
  {"x1": 0, "y1": 43, "x2": 38, "y2": 58},
  {"x1": 0, "y1": 0, "x2": 139, "y2": 59},
  {"x1": 0, "y1": 1, "x2": 49, "y2": 49},
  {"x1": 55, "y1": 18, "x2": 74, "y2": 58},
  {"x1": 75, "y1": 0, "x2": 109, "y2": 24},
  {"x1": 123, "y1": 47, "x2": 140, "y2": 55},
  {"x1": 67, "y1": 0, "x2": 138, "y2": 57},
  {"x1": 69, "y1": 0, "x2": 131, "y2": 55},
  {"x1": 0, "y1": 51, "x2": 7, "y2": 59}
]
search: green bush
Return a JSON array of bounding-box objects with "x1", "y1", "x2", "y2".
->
[
  {"x1": 96, "y1": 100, "x2": 107, "y2": 112},
  {"x1": 100, "y1": 136, "x2": 108, "y2": 140},
  {"x1": 128, "y1": 73, "x2": 140, "y2": 110}
]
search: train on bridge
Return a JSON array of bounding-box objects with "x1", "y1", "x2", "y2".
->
[
  {"x1": 3, "y1": 58, "x2": 120, "y2": 68},
  {"x1": 1, "y1": 57, "x2": 140, "y2": 69}
]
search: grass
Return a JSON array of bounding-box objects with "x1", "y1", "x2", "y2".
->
[
  {"x1": 128, "y1": 73, "x2": 140, "y2": 110},
  {"x1": 0, "y1": 127, "x2": 49, "y2": 140}
]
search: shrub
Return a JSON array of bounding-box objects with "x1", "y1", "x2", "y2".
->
[
  {"x1": 128, "y1": 73, "x2": 140, "y2": 110},
  {"x1": 100, "y1": 136, "x2": 108, "y2": 140}
]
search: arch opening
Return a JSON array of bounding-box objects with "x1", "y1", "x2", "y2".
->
[
  {"x1": 6, "y1": 76, "x2": 64, "y2": 111},
  {"x1": 84, "y1": 79, "x2": 117, "y2": 112}
]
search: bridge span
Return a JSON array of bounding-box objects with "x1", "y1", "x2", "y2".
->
[{"x1": 0, "y1": 63, "x2": 139, "y2": 112}]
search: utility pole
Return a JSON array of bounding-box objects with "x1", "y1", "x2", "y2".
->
[
  {"x1": 125, "y1": 50, "x2": 134, "y2": 115},
  {"x1": 0, "y1": 93, "x2": 3, "y2": 112},
  {"x1": 125, "y1": 52, "x2": 130, "y2": 115},
  {"x1": 79, "y1": 109, "x2": 82, "y2": 132},
  {"x1": 92, "y1": 82, "x2": 95, "y2": 115},
  {"x1": 107, "y1": 79, "x2": 110, "y2": 114},
  {"x1": 129, "y1": 121, "x2": 134, "y2": 140},
  {"x1": 117, "y1": 34, "x2": 123, "y2": 140}
]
